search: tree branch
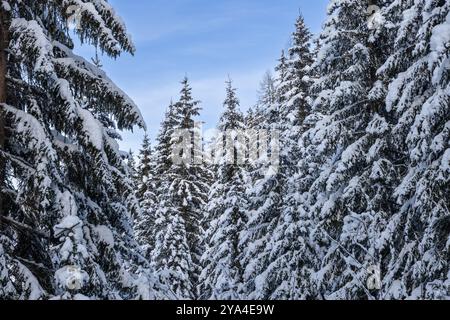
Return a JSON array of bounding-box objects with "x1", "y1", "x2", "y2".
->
[{"x1": 0, "y1": 215, "x2": 50, "y2": 239}]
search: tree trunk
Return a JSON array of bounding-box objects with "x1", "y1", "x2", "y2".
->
[{"x1": 0, "y1": 9, "x2": 8, "y2": 222}]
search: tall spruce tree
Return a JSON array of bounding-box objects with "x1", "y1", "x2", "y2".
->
[
  {"x1": 293, "y1": 0, "x2": 399, "y2": 299},
  {"x1": 375, "y1": 0, "x2": 450, "y2": 299},
  {"x1": 260, "y1": 14, "x2": 315, "y2": 300},
  {"x1": 134, "y1": 134, "x2": 158, "y2": 259},
  {"x1": 152, "y1": 78, "x2": 211, "y2": 299},
  {"x1": 199, "y1": 79, "x2": 248, "y2": 299},
  {"x1": 154, "y1": 101, "x2": 178, "y2": 180},
  {"x1": 136, "y1": 135, "x2": 154, "y2": 199},
  {"x1": 0, "y1": 0, "x2": 156, "y2": 299},
  {"x1": 240, "y1": 71, "x2": 283, "y2": 299},
  {"x1": 127, "y1": 150, "x2": 138, "y2": 185},
  {"x1": 151, "y1": 100, "x2": 185, "y2": 298},
  {"x1": 151, "y1": 101, "x2": 176, "y2": 266},
  {"x1": 282, "y1": 15, "x2": 314, "y2": 131}
]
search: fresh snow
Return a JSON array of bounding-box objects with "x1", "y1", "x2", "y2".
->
[{"x1": 93, "y1": 225, "x2": 115, "y2": 248}]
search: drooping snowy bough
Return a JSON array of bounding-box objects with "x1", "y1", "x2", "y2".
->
[{"x1": 0, "y1": 0, "x2": 158, "y2": 300}]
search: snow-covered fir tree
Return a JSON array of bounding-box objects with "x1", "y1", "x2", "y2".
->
[
  {"x1": 0, "y1": 0, "x2": 156, "y2": 299},
  {"x1": 150, "y1": 100, "x2": 184, "y2": 298},
  {"x1": 127, "y1": 150, "x2": 138, "y2": 185},
  {"x1": 291, "y1": 0, "x2": 415, "y2": 300},
  {"x1": 154, "y1": 101, "x2": 178, "y2": 181},
  {"x1": 374, "y1": 0, "x2": 450, "y2": 299},
  {"x1": 136, "y1": 135, "x2": 155, "y2": 200},
  {"x1": 240, "y1": 71, "x2": 284, "y2": 299},
  {"x1": 292, "y1": 0, "x2": 449, "y2": 300},
  {"x1": 258, "y1": 14, "x2": 316, "y2": 300},
  {"x1": 280, "y1": 15, "x2": 314, "y2": 132},
  {"x1": 152, "y1": 78, "x2": 211, "y2": 299},
  {"x1": 134, "y1": 134, "x2": 158, "y2": 259},
  {"x1": 199, "y1": 79, "x2": 248, "y2": 299}
]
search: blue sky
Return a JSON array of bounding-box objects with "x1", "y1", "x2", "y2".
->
[{"x1": 78, "y1": 0, "x2": 329, "y2": 152}]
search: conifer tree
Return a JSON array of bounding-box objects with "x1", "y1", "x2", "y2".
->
[
  {"x1": 282, "y1": 15, "x2": 314, "y2": 131},
  {"x1": 240, "y1": 71, "x2": 283, "y2": 298},
  {"x1": 0, "y1": 0, "x2": 155, "y2": 299},
  {"x1": 375, "y1": 0, "x2": 450, "y2": 299},
  {"x1": 293, "y1": 0, "x2": 398, "y2": 299},
  {"x1": 136, "y1": 135, "x2": 155, "y2": 199},
  {"x1": 127, "y1": 150, "x2": 138, "y2": 185},
  {"x1": 154, "y1": 101, "x2": 178, "y2": 180},
  {"x1": 200, "y1": 79, "x2": 247, "y2": 299},
  {"x1": 260, "y1": 14, "x2": 315, "y2": 299},
  {"x1": 134, "y1": 134, "x2": 158, "y2": 258},
  {"x1": 152, "y1": 78, "x2": 211, "y2": 299}
]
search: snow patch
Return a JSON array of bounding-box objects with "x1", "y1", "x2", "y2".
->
[
  {"x1": 93, "y1": 225, "x2": 115, "y2": 248},
  {"x1": 430, "y1": 13, "x2": 450, "y2": 52},
  {"x1": 77, "y1": 108, "x2": 104, "y2": 150},
  {"x1": 55, "y1": 266, "x2": 89, "y2": 291}
]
